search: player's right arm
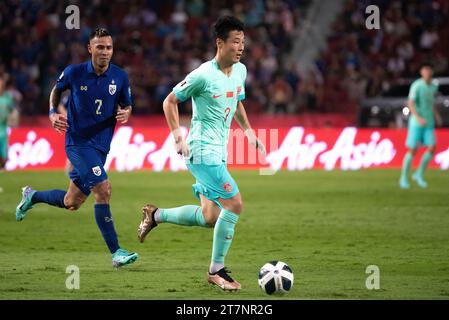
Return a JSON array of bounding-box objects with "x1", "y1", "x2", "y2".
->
[
  {"x1": 49, "y1": 86, "x2": 69, "y2": 133},
  {"x1": 163, "y1": 92, "x2": 189, "y2": 156},
  {"x1": 164, "y1": 68, "x2": 205, "y2": 156},
  {"x1": 408, "y1": 81, "x2": 426, "y2": 126},
  {"x1": 408, "y1": 99, "x2": 426, "y2": 126},
  {"x1": 49, "y1": 67, "x2": 72, "y2": 134}
]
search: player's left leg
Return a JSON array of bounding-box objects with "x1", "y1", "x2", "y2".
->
[
  {"x1": 413, "y1": 146, "x2": 435, "y2": 188},
  {"x1": 92, "y1": 179, "x2": 139, "y2": 268},
  {"x1": 207, "y1": 192, "x2": 243, "y2": 291},
  {"x1": 412, "y1": 128, "x2": 436, "y2": 188}
]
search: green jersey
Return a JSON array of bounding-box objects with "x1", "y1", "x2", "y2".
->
[
  {"x1": 173, "y1": 58, "x2": 246, "y2": 165},
  {"x1": 0, "y1": 92, "x2": 14, "y2": 137},
  {"x1": 408, "y1": 78, "x2": 438, "y2": 128}
]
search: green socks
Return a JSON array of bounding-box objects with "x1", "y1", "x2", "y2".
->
[
  {"x1": 157, "y1": 206, "x2": 240, "y2": 273},
  {"x1": 211, "y1": 209, "x2": 239, "y2": 267},
  {"x1": 159, "y1": 205, "x2": 209, "y2": 227},
  {"x1": 416, "y1": 151, "x2": 432, "y2": 177},
  {"x1": 401, "y1": 152, "x2": 413, "y2": 179}
]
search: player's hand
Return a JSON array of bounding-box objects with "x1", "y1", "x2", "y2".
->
[
  {"x1": 417, "y1": 116, "x2": 427, "y2": 126},
  {"x1": 436, "y1": 114, "x2": 443, "y2": 127},
  {"x1": 116, "y1": 107, "x2": 131, "y2": 124},
  {"x1": 172, "y1": 128, "x2": 189, "y2": 157},
  {"x1": 245, "y1": 128, "x2": 266, "y2": 156},
  {"x1": 50, "y1": 113, "x2": 68, "y2": 134},
  {"x1": 175, "y1": 136, "x2": 190, "y2": 157}
]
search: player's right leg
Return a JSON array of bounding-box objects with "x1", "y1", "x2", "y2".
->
[
  {"x1": 138, "y1": 194, "x2": 217, "y2": 243},
  {"x1": 15, "y1": 168, "x2": 88, "y2": 221},
  {"x1": 400, "y1": 125, "x2": 421, "y2": 189}
]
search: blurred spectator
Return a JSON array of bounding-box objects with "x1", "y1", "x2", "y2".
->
[
  {"x1": 268, "y1": 74, "x2": 293, "y2": 114},
  {"x1": 0, "y1": 0, "x2": 303, "y2": 116},
  {"x1": 314, "y1": 0, "x2": 449, "y2": 112}
]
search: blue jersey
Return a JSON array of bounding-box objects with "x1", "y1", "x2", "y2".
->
[{"x1": 55, "y1": 61, "x2": 132, "y2": 153}]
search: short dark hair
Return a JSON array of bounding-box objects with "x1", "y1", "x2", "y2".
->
[
  {"x1": 89, "y1": 27, "x2": 111, "y2": 42},
  {"x1": 213, "y1": 16, "x2": 244, "y2": 41},
  {"x1": 420, "y1": 62, "x2": 433, "y2": 69}
]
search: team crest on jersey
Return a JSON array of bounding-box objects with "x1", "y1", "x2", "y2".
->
[
  {"x1": 236, "y1": 86, "x2": 242, "y2": 95},
  {"x1": 223, "y1": 182, "x2": 233, "y2": 193},
  {"x1": 92, "y1": 166, "x2": 102, "y2": 176},
  {"x1": 109, "y1": 80, "x2": 116, "y2": 95}
]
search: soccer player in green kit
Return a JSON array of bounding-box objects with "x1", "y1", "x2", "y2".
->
[
  {"x1": 137, "y1": 16, "x2": 266, "y2": 291},
  {"x1": 400, "y1": 63, "x2": 443, "y2": 189},
  {"x1": 0, "y1": 76, "x2": 19, "y2": 174}
]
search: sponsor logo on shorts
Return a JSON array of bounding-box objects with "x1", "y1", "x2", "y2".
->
[
  {"x1": 223, "y1": 182, "x2": 233, "y2": 193},
  {"x1": 92, "y1": 166, "x2": 102, "y2": 176}
]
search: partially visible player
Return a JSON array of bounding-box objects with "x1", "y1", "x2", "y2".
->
[
  {"x1": 0, "y1": 76, "x2": 19, "y2": 181},
  {"x1": 137, "y1": 16, "x2": 266, "y2": 291},
  {"x1": 15, "y1": 28, "x2": 139, "y2": 268},
  {"x1": 58, "y1": 94, "x2": 74, "y2": 175},
  {"x1": 400, "y1": 63, "x2": 442, "y2": 188}
]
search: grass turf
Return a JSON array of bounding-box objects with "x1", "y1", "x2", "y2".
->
[{"x1": 0, "y1": 169, "x2": 448, "y2": 299}]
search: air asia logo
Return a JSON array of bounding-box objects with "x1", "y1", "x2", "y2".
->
[
  {"x1": 223, "y1": 182, "x2": 233, "y2": 193},
  {"x1": 92, "y1": 166, "x2": 102, "y2": 176},
  {"x1": 109, "y1": 80, "x2": 116, "y2": 95}
]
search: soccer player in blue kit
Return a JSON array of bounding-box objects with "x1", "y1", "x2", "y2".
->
[{"x1": 15, "y1": 28, "x2": 139, "y2": 268}]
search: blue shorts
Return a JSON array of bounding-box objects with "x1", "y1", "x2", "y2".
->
[
  {"x1": 406, "y1": 124, "x2": 436, "y2": 149},
  {"x1": 186, "y1": 162, "x2": 239, "y2": 207},
  {"x1": 66, "y1": 146, "x2": 108, "y2": 196}
]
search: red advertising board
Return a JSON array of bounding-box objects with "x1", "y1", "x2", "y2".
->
[{"x1": 5, "y1": 126, "x2": 449, "y2": 171}]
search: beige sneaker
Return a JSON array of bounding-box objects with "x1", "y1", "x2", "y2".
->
[
  {"x1": 138, "y1": 204, "x2": 158, "y2": 243},
  {"x1": 207, "y1": 268, "x2": 241, "y2": 291}
]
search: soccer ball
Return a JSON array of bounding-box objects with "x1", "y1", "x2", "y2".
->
[{"x1": 258, "y1": 260, "x2": 294, "y2": 295}]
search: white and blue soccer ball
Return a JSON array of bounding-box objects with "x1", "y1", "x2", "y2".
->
[{"x1": 258, "y1": 260, "x2": 294, "y2": 295}]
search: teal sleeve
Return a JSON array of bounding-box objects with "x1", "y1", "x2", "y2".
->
[
  {"x1": 238, "y1": 65, "x2": 246, "y2": 101},
  {"x1": 408, "y1": 82, "x2": 418, "y2": 101},
  {"x1": 172, "y1": 69, "x2": 206, "y2": 102}
]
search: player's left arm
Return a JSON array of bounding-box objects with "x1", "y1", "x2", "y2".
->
[
  {"x1": 7, "y1": 108, "x2": 19, "y2": 128},
  {"x1": 116, "y1": 74, "x2": 132, "y2": 124},
  {"x1": 234, "y1": 101, "x2": 266, "y2": 155},
  {"x1": 434, "y1": 104, "x2": 443, "y2": 127}
]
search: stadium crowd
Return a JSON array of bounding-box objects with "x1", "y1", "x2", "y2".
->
[
  {"x1": 0, "y1": 0, "x2": 448, "y2": 117},
  {"x1": 312, "y1": 0, "x2": 449, "y2": 113},
  {"x1": 0, "y1": 0, "x2": 302, "y2": 116}
]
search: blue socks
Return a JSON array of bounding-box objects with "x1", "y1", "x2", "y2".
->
[
  {"x1": 94, "y1": 204, "x2": 120, "y2": 254},
  {"x1": 31, "y1": 190, "x2": 67, "y2": 208}
]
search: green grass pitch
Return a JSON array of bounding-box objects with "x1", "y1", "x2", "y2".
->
[{"x1": 0, "y1": 169, "x2": 448, "y2": 299}]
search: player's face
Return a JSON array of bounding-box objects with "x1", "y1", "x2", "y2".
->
[
  {"x1": 420, "y1": 66, "x2": 433, "y2": 82},
  {"x1": 88, "y1": 36, "x2": 113, "y2": 69},
  {"x1": 219, "y1": 30, "x2": 245, "y2": 64}
]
